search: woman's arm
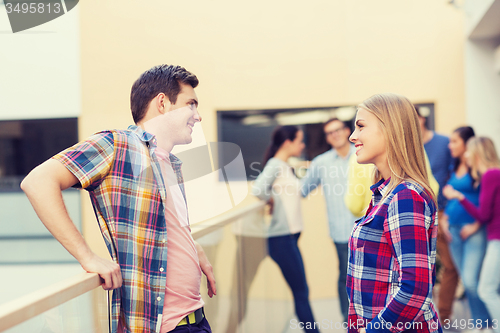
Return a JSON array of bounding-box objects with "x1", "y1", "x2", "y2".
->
[
  {"x1": 459, "y1": 171, "x2": 499, "y2": 224},
  {"x1": 367, "y1": 189, "x2": 435, "y2": 333},
  {"x1": 251, "y1": 159, "x2": 281, "y2": 201}
]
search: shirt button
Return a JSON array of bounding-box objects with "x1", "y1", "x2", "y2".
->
[
  {"x1": 157, "y1": 297, "x2": 161, "y2": 302},
  {"x1": 162, "y1": 239, "x2": 166, "y2": 243},
  {"x1": 160, "y1": 267, "x2": 164, "y2": 272}
]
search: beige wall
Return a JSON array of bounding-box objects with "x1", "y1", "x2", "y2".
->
[{"x1": 79, "y1": 0, "x2": 466, "y2": 300}]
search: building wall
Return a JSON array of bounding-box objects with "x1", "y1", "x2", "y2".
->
[
  {"x1": 77, "y1": 0, "x2": 466, "y2": 301},
  {"x1": 464, "y1": 0, "x2": 500, "y2": 150},
  {"x1": 465, "y1": 38, "x2": 500, "y2": 149},
  {"x1": 0, "y1": 7, "x2": 80, "y2": 120},
  {"x1": 0, "y1": 6, "x2": 82, "y2": 264}
]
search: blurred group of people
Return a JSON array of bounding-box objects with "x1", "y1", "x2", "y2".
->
[{"x1": 406, "y1": 112, "x2": 500, "y2": 333}]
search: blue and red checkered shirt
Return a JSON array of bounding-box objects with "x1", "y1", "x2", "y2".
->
[
  {"x1": 53, "y1": 125, "x2": 187, "y2": 333},
  {"x1": 347, "y1": 178, "x2": 442, "y2": 333}
]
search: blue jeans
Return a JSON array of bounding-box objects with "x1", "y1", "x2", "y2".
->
[
  {"x1": 268, "y1": 233, "x2": 319, "y2": 333},
  {"x1": 449, "y1": 225, "x2": 491, "y2": 323},
  {"x1": 478, "y1": 240, "x2": 500, "y2": 333},
  {"x1": 334, "y1": 242, "x2": 349, "y2": 323}
]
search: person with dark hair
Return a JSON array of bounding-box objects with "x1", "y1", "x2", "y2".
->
[
  {"x1": 130, "y1": 65, "x2": 199, "y2": 124},
  {"x1": 252, "y1": 125, "x2": 320, "y2": 333},
  {"x1": 20, "y1": 64, "x2": 216, "y2": 333},
  {"x1": 442, "y1": 126, "x2": 492, "y2": 328},
  {"x1": 300, "y1": 117, "x2": 355, "y2": 323},
  {"x1": 416, "y1": 106, "x2": 458, "y2": 323}
]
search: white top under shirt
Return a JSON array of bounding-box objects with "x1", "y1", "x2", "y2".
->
[{"x1": 251, "y1": 158, "x2": 303, "y2": 236}]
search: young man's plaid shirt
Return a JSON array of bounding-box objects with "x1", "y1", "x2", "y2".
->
[
  {"x1": 346, "y1": 178, "x2": 442, "y2": 333},
  {"x1": 54, "y1": 125, "x2": 186, "y2": 333}
]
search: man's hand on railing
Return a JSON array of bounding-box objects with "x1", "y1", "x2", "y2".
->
[
  {"x1": 195, "y1": 242, "x2": 217, "y2": 298},
  {"x1": 21, "y1": 159, "x2": 122, "y2": 291},
  {"x1": 80, "y1": 252, "x2": 122, "y2": 290}
]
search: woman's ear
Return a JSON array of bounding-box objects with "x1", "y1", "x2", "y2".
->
[{"x1": 282, "y1": 139, "x2": 292, "y2": 150}]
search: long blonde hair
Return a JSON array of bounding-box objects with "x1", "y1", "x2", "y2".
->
[
  {"x1": 466, "y1": 137, "x2": 500, "y2": 186},
  {"x1": 358, "y1": 93, "x2": 437, "y2": 206}
]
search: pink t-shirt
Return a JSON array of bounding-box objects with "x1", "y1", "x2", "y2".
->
[{"x1": 156, "y1": 147, "x2": 204, "y2": 333}]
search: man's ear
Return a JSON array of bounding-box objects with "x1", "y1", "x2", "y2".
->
[{"x1": 156, "y1": 93, "x2": 172, "y2": 114}]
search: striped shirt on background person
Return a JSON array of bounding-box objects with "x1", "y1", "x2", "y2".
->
[
  {"x1": 346, "y1": 178, "x2": 442, "y2": 333},
  {"x1": 53, "y1": 125, "x2": 186, "y2": 333}
]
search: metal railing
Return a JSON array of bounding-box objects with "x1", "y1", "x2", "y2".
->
[{"x1": 0, "y1": 201, "x2": 265, "y2": 332}]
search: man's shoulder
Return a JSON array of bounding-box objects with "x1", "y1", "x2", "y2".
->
[
  {"x1": 89, "y1": 127, "x2": 142, "y2": 145},
  {"x1": 62, "y1": 128, "x2": 148, "y2": 163},
  {"x1": 311, "y1": 149, "x2": 334, "y2": 164},
  {"x1": 85, "y1": 128, "x2": 121, "y2": 139},
  {"x1": 430, "y1": 132, "x2": 449, "y2": 144},
  {"x1": 425, "y1": 132, "x2": 450, "y2": 157}
]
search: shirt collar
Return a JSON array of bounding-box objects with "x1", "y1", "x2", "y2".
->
[
  {"x1": 128, "y1": 125, "x2": 157, "y2": 147},
  {"x1": 169, "y1": 154, "x2": 182, "y2": 166},
  {"x1": 128, "y1": 125, "x2": 182, "y2": 166},
  {"x1": 371, "y1": 177, "x2": 391, "y2": 197}
]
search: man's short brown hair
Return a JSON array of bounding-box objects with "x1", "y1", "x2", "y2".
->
[{"x1": 130, "y1": 65, "x2": 199, "y2": 124}]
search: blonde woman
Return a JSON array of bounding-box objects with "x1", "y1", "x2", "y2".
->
[
  {"x1": 346, "y1": 93, "x2": 441, "y2": 333},
  {"x1": 444, "y1": 137, "x2": 500, "y2": 332}
]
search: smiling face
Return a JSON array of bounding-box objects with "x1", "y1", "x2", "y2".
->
[
  {"x1": 463, "y1": 150, "x2": 474, "y2": 168},
  {"x1": 142, "y1": 83, "x2": 201, "y2": 151},
  {"x1": 324, "y1": 120, "x2": 350, "y2": 150},
  {"x1": 287, "y1": 130, "x2": 305, "y2": 157},
  {"x1": 349, "y1": 108, "x2": 387, "y2": 166},
  {"x1": 164, "y1": 83, "x2": 201, "y2": 145}
]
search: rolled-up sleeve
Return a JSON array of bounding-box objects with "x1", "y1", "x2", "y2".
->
[{"x1": 52, "y1": 131, "x2": 115, "y2": 190}]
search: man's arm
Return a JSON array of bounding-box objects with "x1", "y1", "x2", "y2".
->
[
  {"x1": 21, "y1": 159, "x2": 122, "y2": 290},
  {"x1": 194, "y1": 241, "x2": 217, "y2": 297},
  {"x1": 300, "y1": 159, "x2": 321, "y2": 198}
]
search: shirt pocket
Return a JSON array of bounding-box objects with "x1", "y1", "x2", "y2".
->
[
  {"x1": 352, "y1": 219, "x2": 373, "y2": 250},
  {"x1": 352, "y1": 213, "x2": 387, "y2": 254}
]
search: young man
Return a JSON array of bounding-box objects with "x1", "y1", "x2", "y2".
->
[
  {"x1": 21, "y1": 65, "x2": 216, "y2": 333},
  {"x1": 300, "y1": 118, "x2": 356, "y2": 323}
]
